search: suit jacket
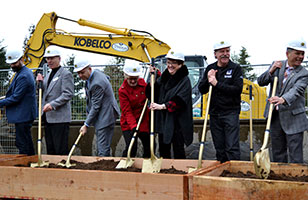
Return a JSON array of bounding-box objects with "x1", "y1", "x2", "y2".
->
[
  {"x1": 42, "y1": 67, "x2": 74, "y2": 123},
  {"x1": 257, "y1": 60, "x2": 308, "y2": 134},
  {"x1": 85, "y1": 70, "x2": 120, "y2": 130},
  {"x1": 0, "y1": 66, "x2": 37, "y2": 123}
]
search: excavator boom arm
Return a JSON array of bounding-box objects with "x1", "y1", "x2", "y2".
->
[{"x1": 24, "y1": 12, "x2": 170, "y2": 69}]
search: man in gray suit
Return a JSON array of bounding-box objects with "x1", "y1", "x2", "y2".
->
[
  {"x1": 37, "y1": 46, "x2": 74, "y2": 155},
  {"x1": 74, "y1": 60, "x2": 120, "y2": 157},
  {"x1": 258, "y1": 38, "x2": 308, "y2": 163}
]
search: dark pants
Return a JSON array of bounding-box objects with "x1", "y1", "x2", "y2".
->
[
  {"x1": 210, "y1": 112, "x2": 241, "y2": 163},
  {"x1": 15, "y1": 121, "x2": 35, "y2": 156},
  {"x1": 44, "y1": 122, "x2": 69, "y2": 155},
  {"x1": 122, "y1": 130, "x2": 150, "y2": 158},
  {"x1": 159, "y1": 128, "x2": 186, "y2": 159},
  {"x1": 270, "y1": 110, "x2": 303, "y2": 163}
]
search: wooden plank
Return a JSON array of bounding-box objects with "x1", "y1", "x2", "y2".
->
[
  {"x1": 0, "y1": 155, "x2": 37, "y2": 166},
  {"x1": 0, "y1": 154, "x2": 26, "y2": 162},
  {"x1": 0, "y1": 154, "x2": 25, "y2": 158},
  {"x1": 193, "y1": 176, "x2": 308, "y2": 200},
  {"x1": 191, "y1": 161, "x2": 308, "y2": 200},
  {"x1": 0, "y1": 155, "x2": 219, "y2": 200},
  {"x1": 0, "y1": 167, "x2": 185, "y2": 200}
]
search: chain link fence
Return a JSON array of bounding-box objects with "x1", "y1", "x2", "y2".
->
[
  {"x1": 0, "y1": 68, "x2": 19, "y2": 154},
  {"x1": 0, "y1": 62, "x2": 307, "y2": 154}
]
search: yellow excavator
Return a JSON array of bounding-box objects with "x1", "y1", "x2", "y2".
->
[
  {"x1": 23, "y1": 12, "x2": 171, "y2": 69},
  {"x1": 24, "y1": 12, "x2": 266, "y2": 120}
]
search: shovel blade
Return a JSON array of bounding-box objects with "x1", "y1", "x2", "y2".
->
[
  {"x1": 115, "y1": 158, "x2": 134, "y2": 169},
  {"x1": 57, "y1": 162, "x2": 66, "y2": 167},
  {"x1": 66, "y1": 163, "x2": 76, "y2": 168},
  {"x1": 58, "y1": 161, "x2": 76, "y2": 168},
  {"x1": 57, "y1": 160, "x2": 68, "y2": 167},
  {"x1": 142, "y1": 157, "x2": 162, "y2": 173},
  {"x1": 254, "y1": 148, "x2": 270, "y2": 179},
  {"x1": 188, "y1": 167, "x2": 197, "y2": 173},
  {"x1": 30, "y1": 160, "x2": 49, "y2": 168}
]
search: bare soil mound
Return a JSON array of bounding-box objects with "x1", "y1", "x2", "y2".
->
[
  {"x1": 18, "y1": 159, "x2": 187, "y2": 174},
  {"x1": 220, "y1": 170, "x2": 308, "y2": 182}
]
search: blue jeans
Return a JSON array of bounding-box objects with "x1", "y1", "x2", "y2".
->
[
  {"x1": 210, "y1": 112, "x2": 240, "y2": 163},
  {"x1": 15, "y1": 121, "x2": 35, "y2": 156},
  {"x1": 96, "y1": 124, "x2": 114, "y2": 157}
]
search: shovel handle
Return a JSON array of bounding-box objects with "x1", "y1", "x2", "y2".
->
[
  {"x1": 37, "y1": 85, "x2": 43, "y2": 162},
  {"x1": 136, "y1": 98, "x2": 148, "y2": 131},
  {"x1": 150, "y1": 58, "x2": 156, "y2": 159},
  {"x1": 197, "y1": 85, "x2": 213, "y2": 168},
  {"x1": 67, "y1": 131, "x2": 83, "y2": 161},
  {"x1": 261, "y1": 75, "x2": 279, "y2": 150},
  {"x1": 249, "y1": 85, "x2": 253, "y2": 161}
]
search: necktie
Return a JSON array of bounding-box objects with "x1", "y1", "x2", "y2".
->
[
  {"x1": 283, "y1": 66, "x2": 294, "y2": 85},
  {"x1": 85, "y1": 81, "x2": 88, "y2": 93}
]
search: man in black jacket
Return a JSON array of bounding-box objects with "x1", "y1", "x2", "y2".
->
[{"x1": 198, "y1": 41, "x2": 243, "y2": 163}]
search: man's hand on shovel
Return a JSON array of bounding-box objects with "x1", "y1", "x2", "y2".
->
[
  {"x1": 80, "y1": 125, "x2": 88, "y2": 136},
  {"x1": 268, "y1": 96, "x2": 285, "y2": 107}
]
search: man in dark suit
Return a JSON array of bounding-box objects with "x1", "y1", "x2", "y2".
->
[
  {"x1": 74, "y1": 61, "x2": 120, "y2": 156},
  {"x1": 36, "y1": 46, "x2": 74, "y2": 155},
  {"x1": 258, "y1": 38, "x2": 308, "y2": 163},
  {"x1": 0, "y1": 49, "x2": 37, "y2": 155}
]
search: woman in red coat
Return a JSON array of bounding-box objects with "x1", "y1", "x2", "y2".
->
[{"x1": 118, "y1": 61, "x2": 150, "y2": 158}]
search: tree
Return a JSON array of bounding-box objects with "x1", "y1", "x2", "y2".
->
[
  {"x1": 64, "y1": 54, "x2": 87, "y2": 120},
  {"x1": 232, "y1": 46, "x2": 257, "y2": 81},
  {"x1": 103, "y1": 56, "x2": 125, "y2": 106},
  {"x1": 23, "y1": 24, "x2": 35, "y2": 51},
  {"x1": 0, "y1": 40, "x2": 11, "y2": 96},
  {"x1": 0, "y1": 40, "x2": 9, "y2": 69}
]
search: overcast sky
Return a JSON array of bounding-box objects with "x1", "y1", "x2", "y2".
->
[{"x1": 1, "y1": 0, "x2": 307, "y2": 65}]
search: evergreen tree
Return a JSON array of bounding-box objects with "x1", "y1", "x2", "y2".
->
[
  {"x1": 103, "y1": 56, "x2": 125, "y2": 106},
  {"x1": 23, "y1": 24, "x2": 35, "y2": 51},
  {"x1": 0, "y1": 40, "x2": 10, "y2": 96},
  {"x1": 65, "y1": 54, "x2": 86, "y2": 120},
  {"x1": 0, "y1": 40, "x2": 9, "y2": 69},
  {"x1": 232, "y1": 46, "x2": 256, "y2": 81}
]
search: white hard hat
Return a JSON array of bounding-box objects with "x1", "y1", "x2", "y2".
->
[
  {"x1": 74, "y1": 60, "x2": 90, "y2": 72},
  {"x1": 5, "y1": 49, "x2": 23, "y2": 64},
  {"x1": 213, "y1": 41, "x2": 231, "y2": 51},
  {"x1": 123, "y1": 60, "x2": 142, "y2": 76},
  {"x1": 166, "y1": 49, "x2": 185, "y2": 61},
  {"x1": 44, "y1": 46, "x2": 61, "y2": 57},
  {"x1": 287, "y1": 38, "x2": 306, "y2": 51}
]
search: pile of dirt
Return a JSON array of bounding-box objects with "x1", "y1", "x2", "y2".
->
[
  {"x1": 220, "y1": 170, "x2": 308, "y2": 182},
  {"x1": 19, "y1": 159, "x2": 187, "y2": 174}
]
